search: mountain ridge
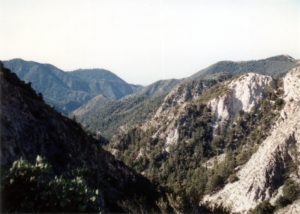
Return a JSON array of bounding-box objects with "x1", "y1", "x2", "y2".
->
[
  {"x1": 74, "y1": 55, "x2": 299, "y2": 139},
  {"x1": 190, "y1": 54, "x2": 298, "y2": 80},
  {"x1": 3, "y1": 58, "x2": 141, "y2": 114}
]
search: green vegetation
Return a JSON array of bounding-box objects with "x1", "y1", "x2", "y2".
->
[
  {"x1": 251, "y1": 201, "x2": 275, "y2": 214},
  {"x1": 1, "y1": 156, "x2": 103, "y2": 213},
  {"x1": 79, "y1": 93, "x2": 167, "y2": 139},
  {"x1": 4, "y1": 57, "x2": 297, "y2": 212},
  {"x1": 74, "y1": 79, "x2": 180, "y2": 139},
  {"x1": 196, "y1": 83, "x2": 231, "y2": 104},
  {"x1": 275, "y1": 179, "x2": 300, "y2": 209},
  {"x1": 192, "y1": 55, "x2": 298, "y2": 81},
  {"x1": 251, "y1": 179, "x2": 300, "y2": 214}
]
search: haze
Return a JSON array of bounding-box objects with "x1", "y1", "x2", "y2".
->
[{"x1": 0, "y1": 0, "x2": 299, "y2": 85}]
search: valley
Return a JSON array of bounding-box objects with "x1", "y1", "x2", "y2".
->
[{"x1": 1, "y1": 55, "x2": 300, "y2": 213}]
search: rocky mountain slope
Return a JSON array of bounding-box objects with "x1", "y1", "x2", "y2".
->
[
  {"x1": 207, "y1": 73, "x2": 275, "y2": 129},
  {"x1": 202, "y1": 67, "x2": 300, "y2": 213},
  {"x1": 0, "y1": 63, "x2": 163, "y2": 212},
  {"x1": 109, "y1": 64, "x2": 300, "y2": 213},
  {"x1": 3, "y1": 59, "x2": 140, "y2": 114},
  {"x1": 72, "y1": 78, "x2": 180, "y2": 139}
]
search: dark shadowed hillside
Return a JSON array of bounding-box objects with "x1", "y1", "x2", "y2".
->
[{"x1": 0, "y1": 63, "x2": 163, "y2": 212}]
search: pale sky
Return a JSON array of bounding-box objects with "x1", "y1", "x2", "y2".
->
[{"x1": 0, "y1": 0, "x2": 299, "y2": 85}]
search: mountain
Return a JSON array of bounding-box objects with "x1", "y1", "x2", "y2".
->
[
  {"x1": 108, "y1": 65, "x2": 300, "y2": 213},
  {"x1": 201, "y1": 67, "x2": 300, "y2": 213},
  {"x1": 69, "y1": 68, "x2": 141, "y2": 99},
  {"x1": 2, "y1": 55, "x2": 300, "y2": 213},
  {"x1": 0, "y1": 63, "x2": 163, "y2": 212},
  {"x1": 72, "y1": 79, "x2": 180, "y2": 139},
  {"x1": 3, "y1": 59, "x2": 141, "y2": 114},
  {"x1": 190, "y1": 55, "x2": 298, "y2": 80}
]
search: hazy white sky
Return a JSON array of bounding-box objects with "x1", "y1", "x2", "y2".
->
[{"x1": 0, "y1": 0, "x2": 299, "y2": 85}]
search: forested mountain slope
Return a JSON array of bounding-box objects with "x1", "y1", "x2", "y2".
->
[
  {"x1": 72, "y1": 79, "x2": 180, "y2": 139},
  {"x1": 108, "y1": 66, "x2": 300, "y2": 213}
]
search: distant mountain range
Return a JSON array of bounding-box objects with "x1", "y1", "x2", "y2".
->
[{"x1": 3, "y1": 59, "x2": 141, "y2": 114}]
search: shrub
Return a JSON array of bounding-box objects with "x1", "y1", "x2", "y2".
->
[
  {"x1": 275, "y1": 179, "x2": 300, "y2": 209},
  {"x1": 209, "y1": 174, "x2": 225, "y2": 191},
  {"x1": 1, "y1": 156, "x2": 103, "y2": 213},
  {"x1": 228, "y1": 173, "x2": 239, "y2": 183},
  {"x1": 251, "y1": 201, "x2": 275, "y2": 214}
]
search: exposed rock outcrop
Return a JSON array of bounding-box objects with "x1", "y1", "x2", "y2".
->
[
  {"x1": 208, "y1": 73, "x2": 274, "y2": 126},
  {"x1": 141, "y1": 73, "x2": 274, "y2": 152},
  {"x1": 202, "y1": 67, "x2": 300, "y2": 213},
  {"x1": 145, "y1": 80, "x2": 212, "y2": 151}
]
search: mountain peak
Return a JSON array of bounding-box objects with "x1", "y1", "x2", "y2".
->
[{"x1": 265, "y1": 54, "x2": 295, "y2": 62}]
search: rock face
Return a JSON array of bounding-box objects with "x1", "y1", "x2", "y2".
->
[
  {"x1": 149, "y1": 81, "x2": 207, "y2": 150},
  {"x1": 202, "y1": 67, "x2": 300, "y2": 213},
  {"x1": 208, "y1": 73, "x2": 274, "y2": 127},
  {"x1": 139, "y1": 73, "x2": 273, "y2": 152}
]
